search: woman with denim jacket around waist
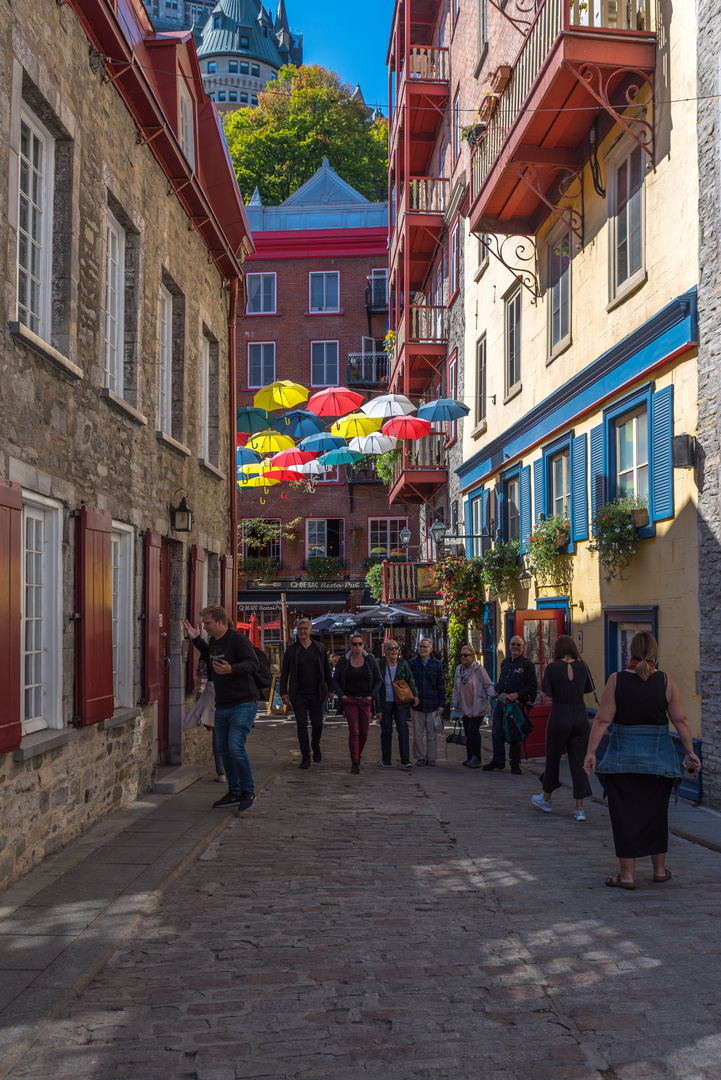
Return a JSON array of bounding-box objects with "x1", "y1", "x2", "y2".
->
[{"x1": 584, "y1": 631, "x2": 701, "y2": 890}]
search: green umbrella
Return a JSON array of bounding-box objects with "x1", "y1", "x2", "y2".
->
[{"x1": 236, "y1": 406, "x2": 275, "y2": 434}]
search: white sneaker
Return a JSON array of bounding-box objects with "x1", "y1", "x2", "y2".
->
[
  {"x1": 531, "y1": 794, "x2": 553, "y2": 812},
  {"x1": 574, "y1": 807, "x2": 586, "y2": 821}
]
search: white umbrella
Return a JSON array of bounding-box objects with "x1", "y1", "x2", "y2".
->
[
  {"x1": 360, "y1": 394, "x2": 416, "y2": 419},
  {"x1": 296, "y1": 458, "x2": 333, "y2": 476},
  {"x1": 349, "y1": 434, "x2": 399, "y2": 455}
]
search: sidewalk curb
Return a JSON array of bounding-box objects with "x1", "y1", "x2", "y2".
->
[{"x1": 0, "y1": 746, "x2": 293, "y2": 1080}]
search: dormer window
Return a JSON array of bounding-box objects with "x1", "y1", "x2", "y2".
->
[
  {"x1": 178, "y1": 82, "x2": 195, "y2": 167},
  {"x1": 207, "y1": 61, "x2": 216, "y2": 73},
  {"x1": 240, "y1": 35, "x2": 249, "y2": 47},
  {"x1": 213, "y1": 15, "x2": 221, "y2": 28}
]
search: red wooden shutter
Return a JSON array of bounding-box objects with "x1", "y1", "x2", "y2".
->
[
  {"x1": 187, "y1": 544, "x2": 205, "y2": 692},
  {"x1": 145, "y1": 529, "x2": 162, "y2": 704},
  {"x1": 0, "y1": 480, "x2": 22, "y2": 754},
  {"x1": 75, "y1": 507, "x2": 114, "y2": 725},
  {"x1": 221, "y1": 554, "x2": 235, "y2": 620}
]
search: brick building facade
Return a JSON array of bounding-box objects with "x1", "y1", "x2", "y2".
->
[
  {"x1": 238, "y1": 161, "x2": 418, "y2": 661},
  {"x1": 0, "y1": 0, "x2": 252, "y2": 887}
]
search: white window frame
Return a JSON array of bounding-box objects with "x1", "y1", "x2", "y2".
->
[
  {"x1": 111, "y1": 523, "x2": 134, "y2": 710},
  {"x1": 607, "y1": 138, "x2": 646, "y2": 305},
  {"x1": 246, "y1": 272, "x2": 277, "y2": 314},
  {"x1": 368, "y1": 517, "x2": 408, "y2": 559},
  {"x1": 615, "y1": 406, "x2": 649, "y2": 501},
  {"x1": 158, "y1": 283, "x2": 173, "y2": 434},
  {"x1": 200, "y1": 335, "x2": 210, "y2": 459},
  {"x1": 370, "y1": 268, "x2": 388, "y2": 307},
  {"x1": 306, "y1": 518, "x2": 345, "y2": 560},
  {"x1": 506, "y1": 476, "x2": 520, "y2": 541},
  {"x1": 20, "y1": 492, "x2": 62, "y2": 734},
  {"x1": 476, "y1": 334, "x2": 487, "y2": 424},
  {"x1": 310, "y1": 340, "x2": 339, "y2": 387},
  {"x1": 248, "y1": 341, "x2": 276, "y2": 388},
  {"x1": 17, "y1": 106, "x2": 55, "y2": 341},
  {"x1": 549, "y1": 448, "x2": 571, "y2": 520},
  {"x1": 471, "y1": 494, "x2": 483, "y2": 545},
  {"x1": 547, "y1": 222, "x2": 571, "y2": 359},
  {"x1": 309, "y1": 271, "x2": 340, "y2": 313},
  {"x1": 178, "y1": 80, "x2": 195, "y2": 168},
  {"x1": 104, "y1": 209, "x2": 126, "y2": 395},
  {"x1": 450, "y1": 222, "x2": 459, "y2": 296},
  {"x1": 505, "y1": 286, "x2": 521, "y2": 396}
]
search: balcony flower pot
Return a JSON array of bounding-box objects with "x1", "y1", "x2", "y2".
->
[
  {"x1": 463, "y1": 122, "x2": 487, "y2": 147},
  {"x1": 631, "y1": 507, "x2": 649, "y2": 529},
  {"x1": 554, "y1": 527, "x2": 571, "y2": 549}
]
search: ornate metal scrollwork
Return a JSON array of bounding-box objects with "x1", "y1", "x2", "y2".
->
[
  {"x1": 565, "y1": 62, "x2": 655, "y2": 166},
  {"x1": 509, "y1": 161, "x2": 584, "y2": 248},
  {"x1": 483, "y1": 234, "x2": 540, "y2": 302},
  {"x1": 488, "y1": 0, "x2": 536, "y2": 33}
]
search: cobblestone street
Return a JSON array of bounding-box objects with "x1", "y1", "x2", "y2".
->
[{"x1": 8, "y1": 721, "x2": 721, "y2": 1080}]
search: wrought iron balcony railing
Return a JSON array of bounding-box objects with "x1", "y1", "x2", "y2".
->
[{"x1": 347, "y1": 352, "x2": 389, "y2": 387}]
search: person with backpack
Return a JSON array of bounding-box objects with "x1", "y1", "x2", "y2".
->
[
  {"x1": 482, "y1": 635, "x2": 537, "y2": 774},
  {"x1": 280, "y1": 617, "x2": 333, "y2": 769},
  {"x1": 184, "y1": 605, "x2": 260, "y2": 813}
]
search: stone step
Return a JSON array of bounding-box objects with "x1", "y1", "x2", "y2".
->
[{"x1": 153, "y1": 764, "x2": 204, "y2": 795}]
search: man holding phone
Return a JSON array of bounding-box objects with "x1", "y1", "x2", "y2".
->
[{"x1": 184, "y1": 605, "x2": 259, "y2": 812}]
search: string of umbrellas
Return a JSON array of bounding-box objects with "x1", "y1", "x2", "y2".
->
[{"x1": 235, "y1": 380, "x2": 470, "y2": 492}]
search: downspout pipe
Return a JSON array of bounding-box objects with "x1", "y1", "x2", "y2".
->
[{"x1": 227, "y1": 275, "x2": 240, "y2": 620}]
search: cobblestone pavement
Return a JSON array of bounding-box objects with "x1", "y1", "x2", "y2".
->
[{"x1": 9, "y1": 720, "x2": 721, "y2": 1080}]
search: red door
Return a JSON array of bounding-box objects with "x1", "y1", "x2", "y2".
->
[
  {"x1": 158, "y1": 539, "x2": 171, "y2": 753},
  {"x1": 514, "y1": 609, "x2": 566, "y2": 758}
]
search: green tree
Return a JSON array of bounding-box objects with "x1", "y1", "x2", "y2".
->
[{"x1": 223, "y1": 65, "x2": 388, "y2": 204}]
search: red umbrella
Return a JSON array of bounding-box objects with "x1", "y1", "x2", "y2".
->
[
  {"x1": 236, "y1": 432, "x2": 249, "y2": 447},
  {"x1": 270, "y1": 448, "x2": 318, "y2": 468},
  {"x1": 306, "y1": 387, "x2": 364, "y2": 417},
  {"x1": 248, "y1": 613, "x2": 261, "y2": 649},
  {"x1": 262, "y1": 467, "x2": 306, "y2": 482},
  {"x1": 381, "y1": 416, "x2": 432, "y2": 439}
]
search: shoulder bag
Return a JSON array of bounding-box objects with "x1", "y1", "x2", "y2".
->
[{"x1": 392, "y1": 679, "x2": 415, "y2": 705}]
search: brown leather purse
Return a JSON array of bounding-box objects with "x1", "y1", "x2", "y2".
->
[{"x1": 392, "y1": 679, "x2": 415, "y2": 705}]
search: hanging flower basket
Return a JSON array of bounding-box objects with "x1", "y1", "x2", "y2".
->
[
  {"x1": 554, "y1": 526, "x2": 571, "y2": 549},
  {"x1": 482, "y1": 540, "x2": 520, "y2": 597},
  {"x1": 588, "y1": 497, "x2": 648, "y2": 579},
  {"x1": 527, "y1": 515, "x2": 572, "y2": 585}
]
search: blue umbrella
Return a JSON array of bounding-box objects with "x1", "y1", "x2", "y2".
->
[
  {"x1": 236, "y1": 447, "x2": 263, "y2": 467},
  {"x1": 299, "y1": 433, "x2": 346, "y2": 453},
  {"x1": 318, "y1": 448, "x2": 364, "y2": 468},
  {"x1": 272, "y1": 410, "x2": 325, "y2": 438},
  {"x1": 417, "y1": 398, "x2": 471, "y2": 422}
]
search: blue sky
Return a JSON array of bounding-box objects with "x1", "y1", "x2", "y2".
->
[{"x1": 290, "y1": 0, "x2": 392, "y2": 115}]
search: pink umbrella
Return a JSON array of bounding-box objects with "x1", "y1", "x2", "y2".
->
[
  {"x1": 306, "y1": 387, "x2": 365, "y2": 417},
  {"x1": 381, "y1": 416, "x2": 432, "y2": 439},
  {"x1": 270, "y1": 448, "x2": 318, "y2": 468}
]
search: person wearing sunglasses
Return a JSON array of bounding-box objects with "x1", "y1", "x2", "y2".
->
[
  {"x1": 376, "y1": 640, "x2": 419, "y2": 770},
  {"x1": 482, "y1": 636, "x2": 537, "y2": 774},
  {"x1": 332, "y1": 635, "x2": 382, "y2": 773},
  {"x1": 452, "y1": 647, "x2": 496, "y2": 768}
]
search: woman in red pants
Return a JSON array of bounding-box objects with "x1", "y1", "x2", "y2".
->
[{"x1": 333, "y1": 634, "x2": 382, "y2": 773}]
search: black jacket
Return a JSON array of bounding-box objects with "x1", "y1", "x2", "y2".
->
[
  {"x1": 192, "y1": 629, "x2": 259, "y2": 707},
  {"x1": 333, "y1": 653, "x2": 382, "y2": 700},
  {"x1": 495, "y1": 655, "x2": 537, "y2": 706},
  {"x1": 280, "y1": 639, "x2": 332, "y2": 703}
]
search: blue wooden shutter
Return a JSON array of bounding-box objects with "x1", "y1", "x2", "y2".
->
[
  {"x1": 590, "y1": 424, "x2": 605, "y2": 531},
  {"x1": 651, "y1": 386, "x2": 674, "y2": 521},
  {"x1": 464, "y1": 499, "x2": 473, "y2": 556},
  {"x1": 571, "y1": 433, "x2": 588, "y2": 541},
  {"x1": 481, "y1": 488, "x2": 491, "y2": 556},
  {"x1": 494, "y1": 482, "x2": 503, "y2": 540},
  {"x1": 533, "y1": 458, "x2": 544, "y2": 522},
  {"x1": 520, "y1": 466, "x2": 531, "y2": 552}
]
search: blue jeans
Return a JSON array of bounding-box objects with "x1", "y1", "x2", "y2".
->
[
  {"x1": 214, "y1": 701, "x2": 256, "y2": 795},
  {"x1": 381, "y1": 702, "x2": 410, "y2": 764}
]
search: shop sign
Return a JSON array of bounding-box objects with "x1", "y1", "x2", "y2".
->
[
  {"x1": 414, "y1": 564, "x2": 440, "y2": 601},
  {"x1": 249, "y1": 579, "x2": 365, "y2": 590}
]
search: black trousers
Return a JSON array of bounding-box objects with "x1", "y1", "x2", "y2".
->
[
  {"x1": 292, "y1": 693, "x2": 324, "y2": 759},
  {"x1": 462, "y1": 715, "x2": 483, "y2": 761},
  {"x1": 540, "y1": 703, "x2": 592, "y2": 800}
]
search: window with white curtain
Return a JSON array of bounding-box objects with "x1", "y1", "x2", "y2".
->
[
  {"x1": 104, "y1": 210, "x2": 126, "y2": 394},
  {"x1": 21, "y1": 495, "x2": 62, "y2": 733},
  {"x1": 17, "y1": 107, "x2": 55, "y2": 339}
]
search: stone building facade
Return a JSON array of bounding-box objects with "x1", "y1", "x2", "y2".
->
[{"x1": 0, "y1": 0, "x2": 252, "y2": 887}]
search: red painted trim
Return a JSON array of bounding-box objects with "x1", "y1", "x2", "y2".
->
[
  {"x1": 75, "y1": 506, "x2": 114, "y2": 725},
  {"x1": 245, "y1": 271, "x2": 277, "y2": 315},
  {"x1": 144, "y1": 529, "x2": 162, "y2": 705},
  {"x1": 247, "y1": 228, "x2": 388, "y2": 261},
  {"x1": 228, "y1": 277, "x2": 239, "y2": 610}
]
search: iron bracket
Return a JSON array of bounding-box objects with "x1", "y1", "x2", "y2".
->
[
  {"x1": 563, "y1": 61, "x2": 655, "y2": 168},
  {"x1": 509, "y1": 160, "x2": 584, "y2": 248},
  {"x1": 484, "y1": 234, "x2": 540, "y2": 303}
]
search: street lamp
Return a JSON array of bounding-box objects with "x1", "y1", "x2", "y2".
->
[
  {"x1": 429, "y1": 520, "x2": 447, "y2": 549},
  {"x1": 399, "y1": 526, "x2": 412, "y2": 548},
  {"x1": 518, "y1": 560, "x2": 533, "y2": 590},
  {"x1": 170, "y1": 495, "x2": 193, "y2": 532}
]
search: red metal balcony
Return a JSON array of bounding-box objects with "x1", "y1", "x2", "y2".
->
[
  {"x1": 390, "y1": 176, "x2": 449, "y2": 292},
  {"x1": 468, "y1": 0, "x2": 656, "y2": 237},
  {"x1": 389, "y1": 304, "x2": 447, "y2": 396},
  {"x1": 388, "y1": 434, "x2": 447, "y2": 506},
  {"x1": 389, "y1": 45, "x2": 449, "y2": 169}
]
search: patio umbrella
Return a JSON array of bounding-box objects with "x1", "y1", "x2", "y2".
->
[
  {"x1": 246, "y1": 429, "x2": 296, "y2": 454},
  {"x1": 248, "y1": 613, "x2": 262, "y2": 649},
  {"x1": 254, "y1": 380, "x2": 308, "y2": 411},
  {"x1": 331, "y1": 412, "x2": 383, "y2": 439},
  {"x1": 361, "y1": 394, "x2": 416, "y2": 419},
  {"x1": 318, "y1": 448, "x2": 365, "y2": 468},
  {"x1": 352, "y1": 604, "x2": 436, "y2": 628},
  {"x1": 298, "y1": 433, "x2": 347, "y2": 454},
  {"x1": 270, "y1": 448, "x2": 318, "y2": 468},
  {"x1": 271, "y1": 409, "x2": 324, "y2": 438},
  {"x1": 236, "y1": 447, "x2": 263, "y2": 466},
  {"x1": 307, "y1": 386, "x2": 364, "y2": 417},
  {"x1": 236, "y1": 406, "x2": 275, "y2": 434},
  {"x1": 348, "y1": 434, "x2": 398, "y2": 455},
  {"x1": 381, "y1": 416, "x2": 432, "y2": 439},
  {"x1": 417, "y1": 398, "x2": 471, "y2": 422}
]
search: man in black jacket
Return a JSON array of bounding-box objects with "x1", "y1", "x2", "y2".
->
[
  {"x1": 184, "y1": 605, "x2": 259, "y2": 811},
  {"x1": 482, "y1": 635, "x2": 537, "y2": 774},
  {"x1": 280, "y1": 617, "x2": 333, "y2": 769}
]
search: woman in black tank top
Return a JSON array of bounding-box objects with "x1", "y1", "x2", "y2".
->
[{"x1": 584, "y1": 632, "x2": 701, "y2": 889}]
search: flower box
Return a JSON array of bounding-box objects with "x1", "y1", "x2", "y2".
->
[
  {"x1": 631, "y1": 507, "x2": 649, "y2": 529},
  {"x1": 554, "y1": 528, "x2": 571, "y2": 549}
]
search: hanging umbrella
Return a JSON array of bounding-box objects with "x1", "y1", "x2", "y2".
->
[
  {"x1": 254, "y1": 380, "x2": 309, "y2": 411},
  {"x1": 236, "y1": 446, "x2": 263, "y2": 466},
  {"x1": 352, "y1": 604, "x2": 436, "y2": 628},
  {"x1": 237, "y1": 406, "x2": 275, "y2": 434},
  {"x1": 271, "y1": 409, "x2": 324, "y2": 438},
  {"x1": 246, "y1": 429, "x2": 296, "y2": 454},
  {"x1": 381, "y1": 416, "x2": 432, "y2": 439},
  {"x1": 248, "y1": 613, "x2": 262, "y2": 649},
  {"x1": 270, "y1": 448, "x2": 318, "y2": 468},
  {"x1": 237, "y1": 460, "x2": 274, "y2": 483},
  {"x1": 261, "y1": 468, "x2": 306, "y2": 482},
  {"x1": 331, "y1": 412, "x2": 383, "y2": 439},
  {"x1": 417, "y1": 398, "x2": 471, "y2": 422},
  {"x1": 237, "y1": 476, "x2": 279, "y2": 489},
  {"x1": 361, "y1": 394, "x2": 416, "y2": 419},
  {"x1": 296, "y1": 458, "x2": 333, "y2": 477},
  {"x1": 348, "y1": 434, "x2": 398, "y2": 455},
  {"x1": 298, "y1": 432, "x2": 347, "y2": 454},
  {"x1": 236, "y1": 432, "x2": 249, "y2": 447},
  {"x1": 318, "y1": 448, "x2": 365, "y2": 468},
  {"x1": 307, "y1": 387, "x2": 364, "y2": 417}
]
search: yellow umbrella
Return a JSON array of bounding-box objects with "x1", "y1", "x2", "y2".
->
[
  {"x1": 236, "y1": 476, "x2": 279, "y2": 489},
  {"x1": 253, "y1": 380, "x2": 309, "y2": 411},
  {"x1": 238, "y1": 458, "x2": 273, "y2": 479},
  {"x1": 246, "y1": 429, "x2": 296, "y2": 454},
  {"x1": 331, "y1": 412, "x2": 383, "y2": 439}
]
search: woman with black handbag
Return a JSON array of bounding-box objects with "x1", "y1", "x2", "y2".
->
[{"x1": 376, "y1": 640, "x2": 419, "y2": 770}]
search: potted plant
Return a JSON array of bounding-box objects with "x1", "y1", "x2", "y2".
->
[
  {"x1": 365, "y1": 561, "x2": 385, "y2": 602},
  {"x1": 306, "y1": 555, "x2": 344, "y2": 580},
  {"x1": 241, "y1": 556, "x2": 281, "y2": 581},
  {"x1": 527, "y1": 515, "x2": 572, "y2": 583},
  {"x1": 625, "y1": 493, "x2": 650, "y2": 529},
  {"x1": 375, "y1": 447, "x2": 401, "y2": 486},
  {"x1": 588, "y1": 498, "x2": 644, "y2": 579},
  {"x1": 482, "y1": 539, "x2": 520, "y2": 597}
]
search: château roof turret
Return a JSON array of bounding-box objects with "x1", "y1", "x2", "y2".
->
[{"x1": 198, "y1": 0, "x2": 296, "y2": 68}]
